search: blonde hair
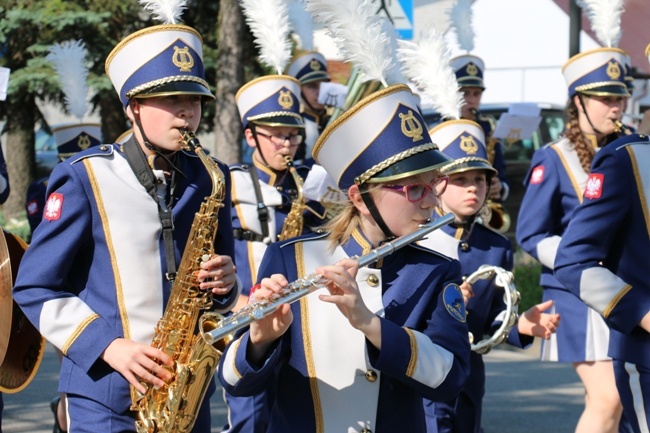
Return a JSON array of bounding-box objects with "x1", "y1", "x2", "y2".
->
[{"x1": 320, "y1": 184, "x2": 383, "y2": 250}]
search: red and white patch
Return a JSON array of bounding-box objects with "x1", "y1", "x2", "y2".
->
[
  {"x1": 26, "y1": 199, "x2": 40, "y2": 216},
  {"x1": 530, "y1": 166, "x2": 545, "y2": 184},
  {"x1": 44, "y1": 193, "x2": 64, "y2": 221},
  {"x1": 584, "y1": 173, "x2": 604, "y2": 199}
]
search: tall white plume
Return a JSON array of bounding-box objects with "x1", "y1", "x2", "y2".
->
[
  {"x1": 288, "y1": 0, "x2": 314, "y2": 51},
  {"x1": 448, "y1": 0, "x2": 475, "y2": 52},
  {"x1": 306, "y1": 0, "x2": 393, "y2": 86},
  {"x1": 240, "y1": 0, "x2": 293, "y2": 74},
  {"x1": 397, "y1": 29, "x2": 463, "y2": 120},
  {"x1": 577, "y1": 0, "x2": 625, "y2": 47},
  {"x1": 382, "y1": 17, "x2": 407, "y2": 85},
  {"x1": 46, "y1": 40, "x2": 90, "y2": 122},
  {"x1": 138, "y1": 0, "x2": 187, "y2": 24}
]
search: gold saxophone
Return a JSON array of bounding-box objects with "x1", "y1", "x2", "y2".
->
[
  {"x1": 472, "y1": 108, "x2": 512, "y2": 234},
  {"x1": 278, "y1": 155, "x2": 306, "y2": 241},
  {"x1": 131, "y1": 129, "x2": 233, "y2": 433},
  {"x1": 613, "y1": 119, "x2": 632, "y2": 136}
]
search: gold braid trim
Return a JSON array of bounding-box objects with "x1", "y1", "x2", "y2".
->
[
  {"x1": 247, "y1": 111, "x2": 303, "y2": 122},
  {"x1": 125, "y1": 75, "x2": 210, "y2": 99},
  {"x1": 575, "y1": 81, "x2": 627, "y2": 93},
  {"x1": 442, "y1": 156, "x2": 492, "y2": 173},
  {"x1": 354, "y1": 143, "x2": 439, "y2": 185}
]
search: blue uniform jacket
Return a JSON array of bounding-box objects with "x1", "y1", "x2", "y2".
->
[
  {"x1": 13, "y1": 142, "x2": 238, "y2": 413},
  {"x1": 25, "y1": 176, "x2": 48, "y2": 234},
  {"x1": 230, "y1": 158, "x2": 326, "y2": 293},
  {"x1": 420, "y1": 218, "x2": 530, "y2": 432},
  {"x1": 516, "y1": 137, "x2": 586, "y2": 290},
  {"x1": 555, "y1": 134, "x2": 650, "y2": 367},
  {"x1": 0, "y1": 144, "x2": 9, "y2": 204},
  {"x1": 219, "y1": 229, "x2": 471, "y2": 433}
]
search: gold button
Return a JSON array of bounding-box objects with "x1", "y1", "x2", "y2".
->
[
  {"x1": 366, "y1": 274, "x2": 380, "y2": 287},
  {"x1": 365, "y1": 370, "x2": 377, "y2": 382}
]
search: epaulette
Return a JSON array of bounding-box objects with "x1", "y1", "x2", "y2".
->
[
  {"x1": 614, "y1": 133, "x2": 650, "y2": 151},
  {"x1": 68, "y1": 143, "x2": 115, "y2": 165},
  {"x1": 409, "y1": 243, "x2": 454, "y2": 261},
  {"x1": 229, "y1": 163, "x2": 249, "y2": 172},
  {"x1": 278, "y1": 230, "x2": 329, "y2": 248}
]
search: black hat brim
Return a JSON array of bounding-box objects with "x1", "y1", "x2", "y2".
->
[
  {"x1": 366, "y1": 148, "x2": 453, "y2": 184},
  {"x1": 135, "y1": 81, "x2": 216, "y2": 101},
  {"x1": 249, "y1": 115, "x2": 305, "y2": 129},
  {"x1": 577, "y1": 84, "x2": 630, "y2": 98}
]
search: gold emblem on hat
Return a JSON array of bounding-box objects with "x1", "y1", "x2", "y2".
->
[
  {"x1": 466, "y1": 63, "x2": 478, "y2": 76},
  {"x1": 172, "y1": 46, "x2": 195, "y2": 72},
  {"x1": 399, "y1": 110, "x2": 423, "y2": 142},
  {"x1": 77, "y1": 134, "x2": 91, "y2": 150},
  {"x1": 606, "y1": 61, "x2": 621, "y2": 80},
  {"x1": 459, "y1": 134, "x2": 479, "y2": 155},
  {"x1": 310, "y1": 59, "x2": 321, "y2": 71},
  {"x1": 278, "y1": 90, "x2": 294, "y2": 110}
]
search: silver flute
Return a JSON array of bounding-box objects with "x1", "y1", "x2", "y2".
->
[{"x1": 202, "y1": 213, "x2": 455, "y2": 345}]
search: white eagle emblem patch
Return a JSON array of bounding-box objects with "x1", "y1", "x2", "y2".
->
[
  {"x1": 530, "y1": 166, "x2": 544, "y2": 184},
  {"x1": 584, "y1": 173, "x2": 604, "y2": 199},
  {"x1": 44, "y1": 193, "x2": 64, "y2": 221}
]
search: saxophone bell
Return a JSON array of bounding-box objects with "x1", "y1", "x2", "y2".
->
[
  {"x1": 278, "y1": 155, "x2": 306, "y2": 241},
  {"x1": 478, "y1": 200, "x2": 512, "y2": 234}
]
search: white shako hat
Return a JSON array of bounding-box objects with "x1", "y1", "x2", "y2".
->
[
  {"x1": 236, "y1": 75, "x2": 304, "y2": 129},
  {"x1": 313, "y1": 84, "x2": 452, "y2": 189},
  {"x1": 105, "y1": 24, "x2": 214, "y2": 107},
  {"x1": 428, "y1": 119, "x2": 496, "y2": 176},
  {"x1": 562, "y1": 47, "x2": 630, "y2": 98}
]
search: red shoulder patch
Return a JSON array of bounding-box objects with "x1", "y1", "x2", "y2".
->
[
  {"x1": 530, "y1": 166, "x2": 544, "y2": 184},
  {"x1": 584, "y1": 173, "x2": 604, "y2": 199},
  {"x1": 44, "y1": 193, "x2": 64, "y2": 221}
]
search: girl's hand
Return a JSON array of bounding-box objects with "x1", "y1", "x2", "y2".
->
[
  {"x1": 459, "y1": 280, "x2": 475, "y2": 305},
  {"x1": 198, "y1": 255, "x2": 237, "y2": 296},
  {"x1": 101, "y1": 338, "x2": 174, "y2": 394},
  {"x1": 518, "y1": 299, "x2": 561, "y2": 339},
  {"x1": 247, "y1": 274, "x2": 293, "y2": 363}
]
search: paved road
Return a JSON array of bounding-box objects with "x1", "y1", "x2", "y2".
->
[{"x1": 1, "y1": 341, "x2": 583, "y2": 432}]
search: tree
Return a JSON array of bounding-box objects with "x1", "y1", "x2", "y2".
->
[{"x1": 212, "y1": 0, "x2": 246, "y2": 164}]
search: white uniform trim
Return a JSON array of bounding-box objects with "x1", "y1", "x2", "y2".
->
[
  {"x1": 408, "y1": 330, "x2": 454, "y2": 388},
  {"x1": 301, "y1": 239, "x2": 380, "y2": 433},
  {"x1": 625, "y1": 362, "x2": 650, "y2": 433},
  {"x1": 580, "y1": 267, "x2": 628, "y2": 315},
  {"x1": 87, "y1": 154, "x2": 165, "y2": 344},
  {"x1": 537, "y1": 235, "x2": 561, "y2": 270}
]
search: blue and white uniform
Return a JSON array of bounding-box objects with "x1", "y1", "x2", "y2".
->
[
  {"x1": 230, "y1": 158, "x2": 325, "y2": 294},
  {"x1": 516, "y1": 136, "x2": 613, "y2": 362},
  {"x1": 12, "y1": 142, "x2": 238, "y2": 432},
  {"x1": 421, "y1": 216, "x2": 529, "y2": 433},
  {"x1": 476, "y1": 115, "x2": 509, "y2": 198},
  {"x1": 555, "y1": 133, "x2": 650, "y2": 433},
  {"x1": 219, "y1": 228, "x2": 470, "y2": 433}
]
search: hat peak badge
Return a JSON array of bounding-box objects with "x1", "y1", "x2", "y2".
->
[
  {"x1": 278, "y1": 89, "x2": 294, "y2": 110},
  {"x1": 172, "y1": 45, "x2": 194, "y2": 72},
  {"x1": 77, "y1": 133, "x2": 91, "y2": 150},
  {"x1": 466, "y1": 63, "x2": 478, "y2": 76},
  {"x1": 399, "y1": 110, "x2": 423, "y2": 142},
  {"x1": 309, "y1": 59, "x2": 321, "y2": 71},
  {"x1": 459, "y1": 134, "x2": 479, "y2": 155},
  {"x1": 606, "y1": 61, "x2": 621, "y2": 80}
]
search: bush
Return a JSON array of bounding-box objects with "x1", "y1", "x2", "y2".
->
[
  {"x1": 0, "y1": 210, "x2": 31, "y2": 243},
  {"x1": 513, "y1": 249, "x2": 543, "y2": 312}
]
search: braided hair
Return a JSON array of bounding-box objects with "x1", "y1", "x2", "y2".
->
[{"x1": 564, "y1": 98, "x2": 596, "y2": 174}]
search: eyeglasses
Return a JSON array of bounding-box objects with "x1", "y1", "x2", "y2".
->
[
  {"x1": 381, "y1": 176, "x2": 449, "y2": 202},
  {"x1": 255, "y1": 130, "x2": 304, "y2": 147}
]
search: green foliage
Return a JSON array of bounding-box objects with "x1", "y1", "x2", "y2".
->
[
  {"x1": 513, "y1": 249, "x2": 543, "y2": 312},
  {"x1": 0, "y1": 210, "x2": 31, "y2": 243}
]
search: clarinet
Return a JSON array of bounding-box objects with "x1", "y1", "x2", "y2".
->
[{"x1": 202, "y1": 213, "x2": 455, "y2": 345}]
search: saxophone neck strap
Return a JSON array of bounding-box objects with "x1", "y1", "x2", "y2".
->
[
  {"x1": 123, "y1": 136, "x2": 177, "y2": 281},
  {"x1": 247, "y1": 165, "x2": 270, "y2": 240}
]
